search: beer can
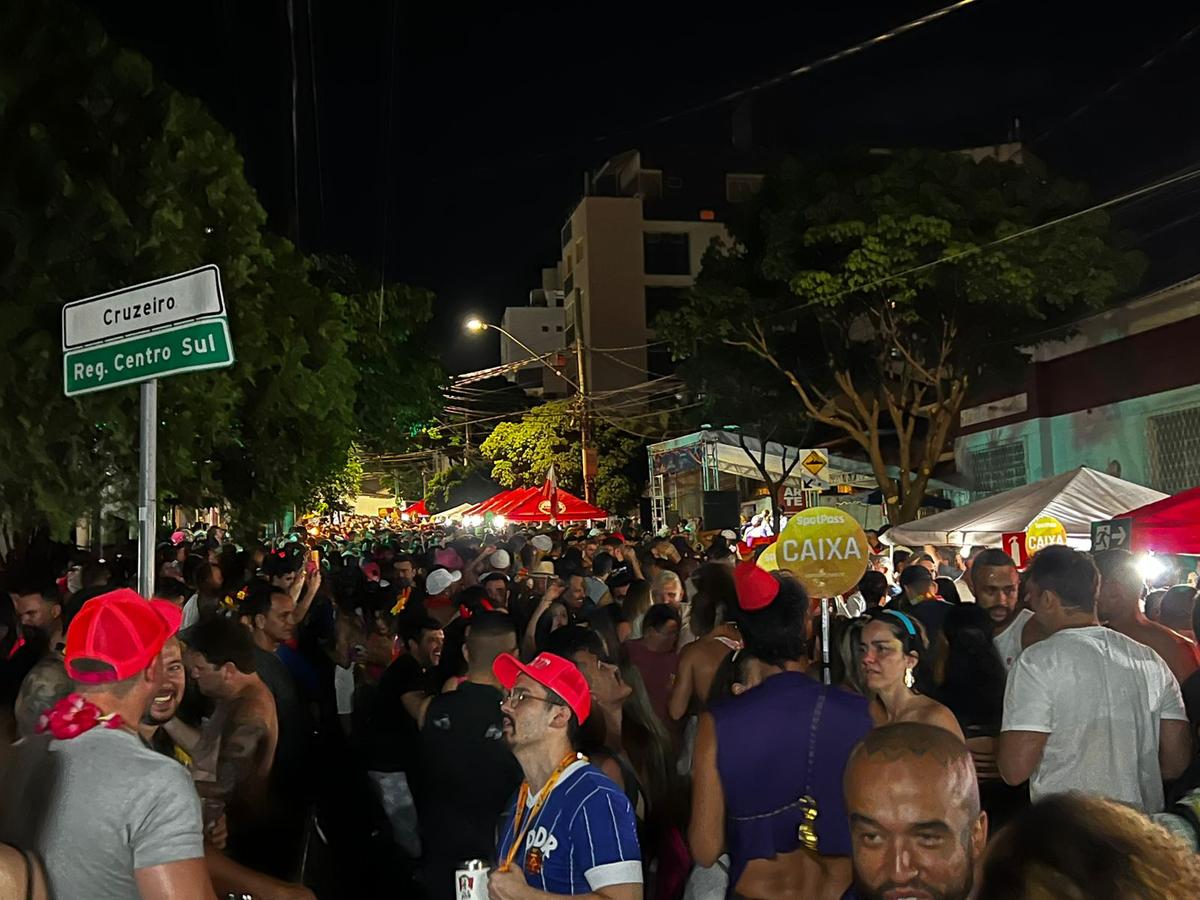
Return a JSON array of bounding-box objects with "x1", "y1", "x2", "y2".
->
[{"x1": 455, "y1": 859, "x2": 489, "y2": 900}]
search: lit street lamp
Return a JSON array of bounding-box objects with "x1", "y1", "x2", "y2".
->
[
  {"x1": 462, "y1": 316, "x2": 595, "y2": 503},
  {"x1": 462, "y1": 317, "x2": 579, "y2": 392}
]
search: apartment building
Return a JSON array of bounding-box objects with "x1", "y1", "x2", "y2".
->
[
  {"x1": 557, "y1": 148, "x2": 765, "y2": 393},
  {"x1": 499, "y1": 266, "x2": 569, "y2": 397}
]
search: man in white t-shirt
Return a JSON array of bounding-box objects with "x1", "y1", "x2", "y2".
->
[
  {"x1": 998, "y1": 546, "x2": 1192, "y2": 813},
  {"x1": 968, "y1": 548, "x2": 1042, "y2": 671}
]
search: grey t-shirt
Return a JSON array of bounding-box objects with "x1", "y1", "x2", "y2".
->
[{"x1": 0, "y1": 725, "x2": 204, "y2": 899}]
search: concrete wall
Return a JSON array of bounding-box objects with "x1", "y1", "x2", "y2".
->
[
  {"x1": 568, "y1": 197, "x2": 648, "y2": 394},
  {"x1": 500, "y1": 306, "x2": 568, "y2": 395},
  {"x1": 956, "y1": 383, "x2": 1200, "y2": 490}
]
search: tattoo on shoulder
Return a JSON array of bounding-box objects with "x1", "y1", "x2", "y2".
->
[{"x1": 15, "y1": 662, "x2": 72, "y2": 736}]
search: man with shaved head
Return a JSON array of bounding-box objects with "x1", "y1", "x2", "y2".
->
[{"x1": 843, "y1": 723, "x2": 987, "y2": 900}]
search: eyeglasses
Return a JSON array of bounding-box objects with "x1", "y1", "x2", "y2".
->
[{"x1": 501, "y1": 688, "x2": 562, "y2": 708}]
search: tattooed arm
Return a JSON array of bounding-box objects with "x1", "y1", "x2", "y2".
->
[
  {"x1": 15, "y1": 658, "x2": 72, "y2": 738},
  {"x1": 198, "y1": 718, "x2": 269, "y2": 803}
]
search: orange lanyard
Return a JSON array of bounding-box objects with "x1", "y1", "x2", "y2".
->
[{"x1": 501, "y1": 751, "x2": 587, "y2": 872}]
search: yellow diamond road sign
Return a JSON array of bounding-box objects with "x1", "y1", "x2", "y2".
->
[{"x1": 802, "y1": 451, "x2": 827, "y2": 477}]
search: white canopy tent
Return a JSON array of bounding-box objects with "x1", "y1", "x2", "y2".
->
[
  {"x1": 431, "y1": 501, "x2": 474, "y2": 523},
  {"x1": 881, "y1": 466, "x2": 1167, "y2": 550}
]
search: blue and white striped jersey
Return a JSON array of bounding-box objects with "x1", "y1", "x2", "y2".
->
[{"x1": 497, "y1": 759, "x2": 642, "y2": 895}]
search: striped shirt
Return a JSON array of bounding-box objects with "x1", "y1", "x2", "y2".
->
[{"x1": 497, "y1": 760, "x2": 642, "y2": 895}]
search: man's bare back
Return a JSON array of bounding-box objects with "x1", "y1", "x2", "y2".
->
[{"x1": 1116, "y1": 619, "x2": 1200, "y2": 682}]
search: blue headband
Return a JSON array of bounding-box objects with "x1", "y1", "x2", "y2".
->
[{"x1": 882, "y1": 609, "x2": 918, "y2": 637}]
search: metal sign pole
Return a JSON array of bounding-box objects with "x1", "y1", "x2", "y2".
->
[
  {"x1": 137, "y1": 379, "x2": 158, "y2": 598},
  {"x1": 821, "y1": 597, "x2": 831, "y2": 685}
]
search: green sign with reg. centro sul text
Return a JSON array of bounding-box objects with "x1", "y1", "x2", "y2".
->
[{"x1": 63, "y1": 317, "x2": 235, "y2": 396}]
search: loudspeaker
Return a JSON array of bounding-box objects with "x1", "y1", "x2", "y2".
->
[
  {"x1": 639, "y1": 497, "x2": 653, "y2": 531},
  {"x1": 702, "y1": 490, "x2": 740, "y2": 531}
]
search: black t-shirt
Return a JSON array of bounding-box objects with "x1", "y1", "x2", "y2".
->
[
  {"x1": 253, "y1": 646, "x2": 311, "y2": 791},
  {"x1": 419, "y1": 682, "x2": 522, "y2": 873},
  {"x1": 366, "y1": 653, "x2": 437, "y2": 773}
]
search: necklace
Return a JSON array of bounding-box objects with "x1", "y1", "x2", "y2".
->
[{"x1": 501, "y1": 751, "x2": 588, "y2": 873}]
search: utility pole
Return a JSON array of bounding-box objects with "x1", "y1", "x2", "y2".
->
[{"x1": 574, "y1": 291, "x2": 596, "y2": 504}]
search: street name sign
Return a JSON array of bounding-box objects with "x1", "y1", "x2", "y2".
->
[
  {"x1": 1092, "y1": 517, "x2": 1132, "y2": 552},
  {"x1": 62, "y1": 266, "x2": 233, "y2": 397},
  {"x1": 64, "y1": 318, "x2": 235, "y2": 396},
  {"x1": 61, "y1": 265, "x2": 225, "y2": 349}
]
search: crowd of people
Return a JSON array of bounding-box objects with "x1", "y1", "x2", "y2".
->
[{"x1": 3, "y1": 518, "x2": 1200, "y2": 898}]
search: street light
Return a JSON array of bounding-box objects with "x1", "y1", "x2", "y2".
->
[
  {"x1": 462, "y1": 316, "x2": 595, "y2": 503},
  {"x1": 462, "y1": 317, "x2": 579, "y2": 392}
]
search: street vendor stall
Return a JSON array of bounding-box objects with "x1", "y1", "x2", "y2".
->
[{"x1": 882, "y1": 466, "x2": 1166, "y2": 551}]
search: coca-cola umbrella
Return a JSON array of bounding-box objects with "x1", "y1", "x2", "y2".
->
[{"x1": 504, "y1": 481, "x2": 607, "y2": 523}]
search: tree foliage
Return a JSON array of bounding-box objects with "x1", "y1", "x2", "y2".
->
[
  {"x1": 305, "y1": 445, "x2": 364, "y2": 515},
  {"x1": 479, "y1": 400, "x2": 643, "y2": 515},
  {"x1": 425, "y1": 462, "x2": 487, "y2": 513},
  {"x1": 659, "y1": 149, "x2": 1143, "y2": 523},
  {"x1": 0, "y1": 2, "x2": 436, "y2": 537},
  {"x1": 310, "y1": 255, "x2": 446, "y2": 453}
]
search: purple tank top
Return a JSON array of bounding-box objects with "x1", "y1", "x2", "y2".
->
[{"x1": 711, "y1": 671, "x2": 873, "y2": 894}]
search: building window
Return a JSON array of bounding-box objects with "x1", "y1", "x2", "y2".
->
[
  {"x1": 1148, "y1": 406, "x2": 1200, "y2": 494},
  {"x1": 563, "y1": 272, "x2": 574, "y2": 295},
  {"x1": 667, "y1": 175, "x2": 684, "y2": 190},
  {"x1": 967, "y1": 442, "x2": 1027, "y2": 500},
  {"x1": 542, "y1": 325, "x2": 550, "y2": 332},
  {"x1": 639, "y1": 171, "x2": 662, "y2": 198},
  {"x1": 556, "y1": 325, "x2": 563, "y2": 332},
  {"x1": 644, "y1": 232, "x2": 690, "y2": 275},
  {"x1": 727, "y1": 173, "x2": 764, "y2": 203},
  {"x1": 560, "y1": 219, "x2": 572, "y2": 249},
  {"x1": 575, "y1": 237, "x2": 585, "y2": 264}
]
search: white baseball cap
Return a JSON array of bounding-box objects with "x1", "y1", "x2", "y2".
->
[
  {"x1": 490, "y1": 549, "x2": 512, "y2": 569},
  {"x1": 530, "y1": 535, "x2": 553, "y2": 553},
  {"x1": 425, "y1": 568, "x2": 462, "y2": 596}
]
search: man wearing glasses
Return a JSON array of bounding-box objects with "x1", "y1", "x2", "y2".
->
[{"x1": 489, "y1": 652, "x2": 643, "y2": 899}]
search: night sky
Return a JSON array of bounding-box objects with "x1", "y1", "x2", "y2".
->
[{"x1": 79, "y1": 1, "x2": 1200, "y2": 372}]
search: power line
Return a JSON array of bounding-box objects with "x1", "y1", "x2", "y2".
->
[
  {"x1": 762, "y1": 161, "x2": 1200, "y2": 323},
  {"x1": 593, "y1": 348, "x2": 674, "y2": 380},
  {"x1": 589, "y1": 340, "x2": 669, "y2": 353},
  {"x1": 413, "y1": 3, "x2": 980, "y2": 193},
  {"x1": 305, "y1": 0, "x2": 326, "y2": 234},
  {"x1": 377, "y1": 2, "x2": 400, "y2": 328},
  {"x1": 1034, "y1": 20, "x2": 1200, "y2": 144},
  {"x1": 592, "y1": 0, "x2": 980, "y2": 143},
  {"x1": 593, "y1": 410, "x2": 691, "y2": 441}
]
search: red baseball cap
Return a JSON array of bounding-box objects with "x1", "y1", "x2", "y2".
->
[
  {"x1": 65, "y1": 588, "x2": 183, "y2": 684},
  {"x1": 493, "y1": 652, "x2": 591, "y2": 724},
  {"x1": 735, "y1": 561, "x2": 780, "y2": 611}
]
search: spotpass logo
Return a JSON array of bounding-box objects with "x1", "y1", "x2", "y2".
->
[{"x1": 804, "y1": 514, "x2": 848, "y2": 526}]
